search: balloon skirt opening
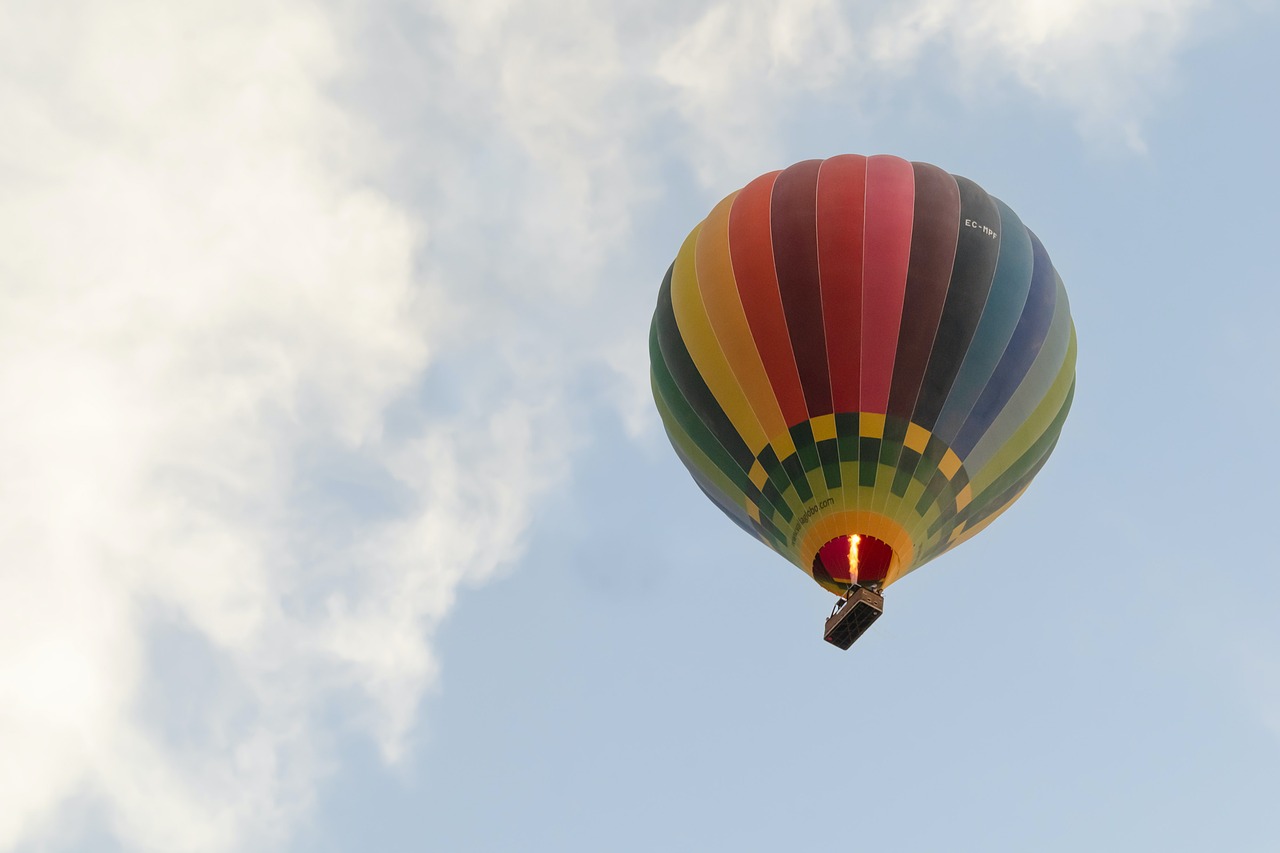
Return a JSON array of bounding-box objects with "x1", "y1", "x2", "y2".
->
[{"x1": 813, "y1": 534, "x2": 894, "y2": 588}]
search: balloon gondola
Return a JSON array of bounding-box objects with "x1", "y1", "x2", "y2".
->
[{"x1": 649, "y1": 154, "x2": 1076, "y2": 648}]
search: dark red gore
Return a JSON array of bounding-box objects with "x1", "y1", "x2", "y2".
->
[{"x1": 813, "y1": 534, "x2": 894, "y2": 585}]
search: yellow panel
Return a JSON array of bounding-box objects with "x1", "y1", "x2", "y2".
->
[
  {"x1": 811, "y1": 413, "x2": 837, "y2": 442},
  {"x1": 749, "y1": 460, "x2": 769, "y2": 490},
  {"x1": 903, "y1": 495, "x2": 949, "y2": 564},
  {"x1": 839, "y1": 462, "x2": 860, "y2": 490},
  {"x1": 946, "y1": 484, "x2": 1028, "y2": 550},
  {"x1": 885, "y1": 552, "x2": 902, "y2": 586},
  {"x1": 860, "y1": 413, "x2": 886, "y2": 439},
  {"x1": 654, "y1": 374, "x2": 754, "y2": 516},
  {"x1": 869, "y1": 461, "x2": 903, "y2": 516},
  {"x1": 939, "y1": 449, "x2": 963, "y2": 480},
  {"x1": 968, "y1": 328, "x2": 1077, "y2": 495},
  {"x1": 693, "y1": 195, "x2": 792, "y2": 447},
  {"x1": 671, "y1": 228, "x2": 771, "y2": 453},
  {"x1": 796, "y1": 509, "x2": 855, "y2": 569},
  {"x1": 955, "y1": 483, "x2": 973, "y2": 512},
  {"x1": 693, "y1": 196, "x2": 828, "y2": 535},
  {"x1": 797, "y1": 509, "x2": 915, "y2": 590},
  {"x1": 902, "y1": 478, "x2": 929, "y2": 521},
  {"x1": 748, "y1": 502, "x2": 761, "y2": 523},
  {"x1": 786, "y1": 498, "x2": 831, "y2": 553},
  {"x1": 878, "y1": 486, "x2": 922, "y2": 561},
  {"x1": 766, "y1": 429, "x2": 798, "y2": 461},
  {"x1": 962, "y1": 279, "x2": 1072, "y2": 478},
  {"x1": 905, "y1": 422, "x2": 931, "y2": 454}
]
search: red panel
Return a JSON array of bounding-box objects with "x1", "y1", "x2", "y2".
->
[
  {"x1": 815, "y1": 154, "x2": 868, "y2": 413},
  {"x1": 728, "y1": 171, "x2": 809, "y2": 428},
  {"x1": 771, "y1": 160, "x2": 833, "y2": 417},
  {"x1": 859, "y1": 155, "x2": 916, "y2": 414},
  {"x1": 854, "y1": 535, "x2": 893, "y2": 584},
  {"x1": 817, "y1": 535, "x2": 854, "y2": 582},
  {"x1": 815, "y1": 534, "x2": 893, "y2": 584},
  {"x1": 885, "y1": 163, "x2": 960, "y2": 422}
]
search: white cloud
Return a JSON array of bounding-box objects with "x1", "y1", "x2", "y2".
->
[
  {"x1": 0, "y1": 1, "x2": 561, "y2": 849},
  {"x1": 0, "y1": 0, "x2": 1217, "y2": 849},
  {"x1": 651, "y1": 0, "x2": 1207, "y2": 173},
  {"x1": 866, "y1": 0, "x2": 1207, "y2": 150},
  {"x1": 654, "y1": 0, "x2": 857, "y2": 182}
]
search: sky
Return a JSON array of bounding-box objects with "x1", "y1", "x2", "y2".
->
[{"x1": 2, "y1": 0, "x2": 1279, "y2": 850}]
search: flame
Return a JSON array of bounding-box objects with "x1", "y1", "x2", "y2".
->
[{"x1": 848, "y1": 534, "x2": 861, "y2": 581}]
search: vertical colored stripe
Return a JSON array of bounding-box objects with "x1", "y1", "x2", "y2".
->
[
  {"x1": 650, "y1": 321, "x2": 789, "y2": 527},
  {"x1": 654, "y1": 267, "x2": 755, "y2": 472},
  {"x1": 695, "y1": 194, "x2": 799, "y2": 460},
  {"x1": 932, "y1": 198, "x2": 1034, "y2": 443},
  {"x1": 695, "y1": 193, "x2": 812, "y2": 508},
  {"x1": 670, "y1": 222, "x2": 772, "y2": 455},
  {"x1": 729, "y1": 171, "x2": 810, "y2": 428},
  {"x1": 963, "y1": 278, "x2": 1073, "y2": 477},
  {"x1": 816, "y1": 154, "x2": 868, "y2": 414},
  {"x1": 885, "y1": 163, "x2": 960, "y2": 424},
  {"x1": 952, "y1": 230, "x2": 1058, "y2": 457},
  {"x1": 911, "y1": 176, "x2": 1002, "y2": 430},
  {"x1": 968, "y1": 328, "x2": 1076, "y2": 495},
  {"x1": 859, "y1": 155, "x2": 915, "y2": 414},
  {"x1": 875, "y1": 162, "x2": 958, "y2": 513},
  {"x1": 771, "y1": 159, "x2": 834, "y2": 417}
]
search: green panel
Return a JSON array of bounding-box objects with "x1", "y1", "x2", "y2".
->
[
  {"x1": 927, "y1": 382, "x2": 1073, "y2": 540},
  {"x1": 858, "y1": 438, "x2": 880, "y2": 487},
  {"x1": 892, "y1": 448, "x2": 921, "y2": 496},
  {"x1": 817, "y1": 438, "x2": 841, "y2": 488},
  {"x1": 650, "y1": 327, "x2": 789, "y2": 527},
  {"x1": 835, "y1": 413, "x2": 860, "y2": 463},
  {"x1": 779, "y1": 452, "x2": 813, "y2": 502},
  {"x1": 969, "y1": 329, "x2": 1077, "y2": 495},
  {"x1": 654, "y1": 377, "x2": 787, "y2": 548}
]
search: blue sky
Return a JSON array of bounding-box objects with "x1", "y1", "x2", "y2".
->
[{"x1": 3, "y1": 1, "x2": 1279, "y2": 850}]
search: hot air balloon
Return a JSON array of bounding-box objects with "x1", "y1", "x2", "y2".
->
[{"x1": 649, "y1": 154, "x2": 1076, "y2": 648}]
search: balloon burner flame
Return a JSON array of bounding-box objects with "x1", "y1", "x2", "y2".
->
[{"x1": 814, "y1": 533, "x2": 893, "y2": 587}]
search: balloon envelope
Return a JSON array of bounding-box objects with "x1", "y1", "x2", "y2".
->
[{"x1": 650, "y1": 154, "x2": 1076, "y2": 593}]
